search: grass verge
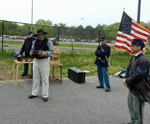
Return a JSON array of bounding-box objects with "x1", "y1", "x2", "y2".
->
[
  {"x1": 0, "y1": 49, "x2": 138, "y2": 81},
  {"x1": 1, "y1": 41, "x2": 150, "y2": 81}
]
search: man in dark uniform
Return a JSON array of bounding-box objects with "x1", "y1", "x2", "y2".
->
[
  {"x1": 95, "y1": 36, "x2": 111, "y2": 92},
  {"x1": 123, "y1": 39, "x2": 149, "y2": 124},
  {"x1": 29, "y1": 29, "x2": 54, "y2": 102},
  {"x1": 19, "y1": 31, "x2": 36, "y2": 78}
]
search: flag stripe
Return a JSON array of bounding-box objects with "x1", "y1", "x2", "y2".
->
[
  {"x1": 117, "y1": 31, "x2": 134, "y2": 39},
  {"x1": 115, "y1": 39, "x2": 131, "y2": 48},
  {"x1": 132, "y1": 21, "x2": 150, "y2": 35},
  {"x1": 115, "y1": 45, "x2": 131, "y2": 53},
  {"x1": 115, "y1": 42, "x2": 131, "y2": 50},
  {"x1": 131, "y1": 27, "x2": 149, "y2": 39},
  {"x1": 130, "y1": 32, "x2": 147, "y2": 42}
]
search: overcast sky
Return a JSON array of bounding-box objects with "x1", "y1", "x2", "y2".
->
[{"x1": 0, "y1": 0, "x2": 150, "y2": 28}]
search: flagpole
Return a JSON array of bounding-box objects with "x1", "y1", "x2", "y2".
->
[
  {"x1": 110, "y1": 8, "x2": 125, "y2": 65},
  {"x1": 110, "y1": 8, "x2": 124, "y2": 65},
  {"x1": 110, "y1": 47, "x2": 115, "y2": 65}
]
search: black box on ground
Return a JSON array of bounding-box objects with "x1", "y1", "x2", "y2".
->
[{"x1": 68, "y1": 67, "x2": 85, "y2": 84}]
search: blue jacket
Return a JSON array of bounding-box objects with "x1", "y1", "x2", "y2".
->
[
  {"x1": 20, "y1": 36, "x2": 36, "y2": 57},
  {"x1": 95, "y1": 44, "x2": 110, "y2": 67}
]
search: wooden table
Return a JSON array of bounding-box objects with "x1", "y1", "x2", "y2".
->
[
  {"x1": 12, "y1": 59, "x2": 33, "y2": 86},
  {"x1": 49, "y1": 64, "x2": 63, "y2": 84},
  {"x1": 12, "y1": 59, "x2": 63, "y2": 86}
]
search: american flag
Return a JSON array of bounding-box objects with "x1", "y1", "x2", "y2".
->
[{"x1": 114, "y1": 11, "x2": 150, "y2": 54}]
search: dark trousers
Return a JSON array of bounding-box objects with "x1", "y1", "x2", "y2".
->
[{"x1": 22, "y1": 63, "x2": 33, "y2": 77}]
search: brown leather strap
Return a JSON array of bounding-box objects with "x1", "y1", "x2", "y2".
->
[
  {"x1": 133, "y1": 57, "x2": 150, "y2": 90},
  {"x1": 143, "y1": 79, "x2": 150, "y2": 90},
  {"x1": 132, "y1": 56, "x2": 136, "y2": 69}
]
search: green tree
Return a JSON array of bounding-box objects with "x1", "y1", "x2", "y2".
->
[
  {"x1": 58, "y1": 23, "x2": 67, "y2": 38},
  {"x1": 95, "y1": 24, "x2": 103, "y2": 30},
  {"x1": 85, "y1": 25, "x2": 94, "y2": 40},
  {"x1": 93, "y1": 24, "x2": 104, "y2": 40},
  {"x1": 67, "y1": 26, "x2": 77, "y2": 39},
  {"x1": 18, "y1": 25, "x2": 28, "y2": 36},
  {"x1": 4, "y1": 22, "x2": 19, "y2": 35},
  {"x1": 8, "y1": 24, "x2": 17, "y2": 35},
  {"x1": 51, "y1": 24, "x2": 59, "y2": 38},
  {"x1": 34, "y1": 19, "x2": 53, "y2": 38},
  {"x1": 0, "y1": 21, "x2": 2, "y2": 35},
  {"x1": 140, "y1": 22, "x2": 150, "y2": 30},
  {"x1": 103, "y1": 23, "x2": 119, "y2": 40},
  {"x1": 58, "y1": 23, "x2": 66, "y2": 27},
  {"x1": 24, "y1": 24, "x2": 32, "y2": 32},
  {"x1": 76, "y1": 25, "x2": 84, "y2": 40},
  {"x1": 53, "y1": 24, "x2": 59, "y2": 27},
  {"x1": 140, "y1": 22, "x2": 150, "y2": 45}
]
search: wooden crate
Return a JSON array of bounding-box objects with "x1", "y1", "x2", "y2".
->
[{"x1": 49, "y1": 46, "x2": 60, "y2": 65}]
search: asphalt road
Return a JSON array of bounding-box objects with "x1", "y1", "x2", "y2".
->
[
  {"x1": 0, "y1": 44, "x2": 95, "y2": 51},
  {"x1": 0, "y1": 76, "x2": 150, "y2": 124}
]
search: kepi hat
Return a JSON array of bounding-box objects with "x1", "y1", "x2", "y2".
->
[
  {"x1": 33, "y1": 29, "x2": 48, "y2": 37},
  {"x1": 131, "y1": 39, "x2": 145, "y2": 49},
  {"x1": 27, "y1": 31, "x2": 33, "y2": 35},
  {"x1": 100, "y1": 36, "x2": 106, "y2": 41}
]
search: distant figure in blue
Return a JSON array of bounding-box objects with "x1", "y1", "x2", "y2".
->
[
  {"x1": 19, "y1": 31, "x2": 36, "y2": 78},
  {"x1": 95, "y1": 36, "x2": 111, "y2": 92}
]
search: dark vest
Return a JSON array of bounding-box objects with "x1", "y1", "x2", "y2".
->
[{"x1": 34, "y1": 37, "x2": 48, "y2": 59}]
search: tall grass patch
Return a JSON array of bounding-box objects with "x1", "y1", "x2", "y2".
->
[{"x1": 1, "y1": 49, "x2": 150, "y2": 80}]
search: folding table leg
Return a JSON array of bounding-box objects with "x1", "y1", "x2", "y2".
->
[
  {"x1": 15, "y1": 64, "x2": 19, "y2": 86},
  {"x1": 13, "y1": 61, "x2": 15, "y2": 82},
  {"x1": 60, "y1": 66, "x2": 63, "y2": 84},
  {"x1": 52, "y1": 66, "x2": 54, "y2": 78}
]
